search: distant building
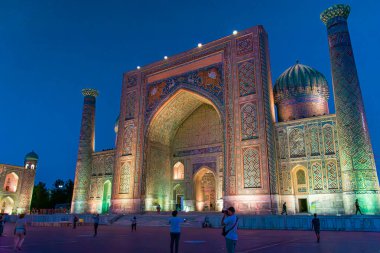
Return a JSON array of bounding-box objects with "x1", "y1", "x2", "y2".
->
[
  {"x1": 72, "y1": 4, "x2": 380, "y2": 215},
  {"x1": 0, "y1": 151, "x2": 38, "y2": 214}
]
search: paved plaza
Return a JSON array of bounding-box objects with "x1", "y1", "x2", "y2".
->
[{"x1": 0, "y1": 224, "x2": 379, "y2": 253}]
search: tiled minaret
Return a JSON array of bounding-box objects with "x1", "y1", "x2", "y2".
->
[
  {"x1": 321, "y1": 4, "x2": 380, "y2": 214},
  {"x1": 71, "y1": 88, "x2": 99, "y2": 213}
]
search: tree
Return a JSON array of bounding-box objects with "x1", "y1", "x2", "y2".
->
[
  {"x1": 31, "y1": 182, "x2": 50, "y2": 209},
  {"x1": 50, "y1": 179, "x2": 74, "y2": 208}
]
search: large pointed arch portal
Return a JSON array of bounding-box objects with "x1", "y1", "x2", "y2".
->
[{"x1": 144, "y1": 89, "x2": 224, "y2": 211}]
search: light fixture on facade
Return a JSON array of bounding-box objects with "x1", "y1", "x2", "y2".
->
[
  {"x1": 233, "y1": 30, "x2": 238, "y2": 35},
  {"x1": 164, "y1": 56, "x2": 168, "y2": 60},
  {"x1": 198, "y1": 43, "x2": 202, "y2": 48},
  {"x1": 137, "y1": 66, "x2": 141, "y2": 69}
]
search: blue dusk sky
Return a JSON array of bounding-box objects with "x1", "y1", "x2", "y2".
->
[{"x1": 0, "y1": 0, "x2": 379, "y2": 186}]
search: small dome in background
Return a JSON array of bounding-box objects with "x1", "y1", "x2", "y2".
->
[
  {"x1": 274, "y1": 62, "x2": 330, "y2": 122},
  {"x1": 25, "y1": 151, "x2": 39, "y2": 161}
]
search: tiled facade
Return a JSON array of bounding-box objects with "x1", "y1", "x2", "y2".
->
[
  {"x1": 0, "y1": 153, "x2": 37, "y2": 214},
  {"x1": 71, "y1": 4, "x2": 380, "y2": 215}
]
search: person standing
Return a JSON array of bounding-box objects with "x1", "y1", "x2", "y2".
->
[
  {"x1": 0, "y1": 215, "x2": 4, "y2": 236},
  {"x1": 281, "y1": 202, "x2": 287, "y2": 215},
  {"x1": 73, "y1": 215, "x2": 78, "y2": 229},
  {"x1": 14, "y1": 214, "x2": 27, "y2": 251},
  {"x1": 221, "y1": 207, "x2": 238, "y2": 253},
  {"x1": 131, "y1": 216, "x2": 137, "y2": 232},
  {"x1": 93, "y1": 214, "x2": 100, "y2": 237},
  {"x1": 355, "y1": 199, "x2": 363, "y2": 215},
  {"x1": 169, "y1": 211, "x2": 185, "y2": 253},
  {"x1": 311, "y1": 213, "x2": 320, "y2": 243},
  {"x1": 156, "y1": 204, "x2": 161, "y2": 214}
]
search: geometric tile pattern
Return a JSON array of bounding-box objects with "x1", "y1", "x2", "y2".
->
[
  {"x1": 323, "y1": 125, "x2": 335, "y2": 155},
  {"x1": 243, "y1": 147, "x2": 261, "y2": 188},
  {"x1": 241, "y1": 103, "x2": 258, "y2": 140},
  {"x1": 238, "y1": 60, "x2": 255, "y2": 96},
  {"x1": 126, "y1": 92, "x2": 136, "y2": 120},
  {"x1": 146, "y1": 63, "x2": 224, "y2": 120},
  {"x1": 289, "y1": 128, "x2": 306, "y2": 158},
  {"x1": 236, "y1": 34, "x2": 254, "y2": 56},
  {"x1": 309, "y1": 127, "x2": 320, "y2": 156},
  {"x1": 126, "y1": 75, "x2": 137, "y2": 88},
  {"x1": 324, "y1": 11, "x2": 379, "y2": 193},
  {"x1": 123, "y1": 123, "x2": 134, "y2": 155},
  {"x1": 327, "y1": 161, "x2": 338, "y2": 189},
  {"x1": 312, "y1": 163, "x2": 323, "y2": 190},
  {"x1": 119, "y1": 162, "x2": 131, "y2": 194}
]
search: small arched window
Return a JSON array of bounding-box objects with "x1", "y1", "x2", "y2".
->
[
  {"x1": 296, "y1": 170, "x2": 306, "y2": 185},
  {"x1": 173, "y1": 162, "x2": 184, "y2": 180},
  {"x1": 4, "y1": 173, "x2": 19, "y2": 192}
]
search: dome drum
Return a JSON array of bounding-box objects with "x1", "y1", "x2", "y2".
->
[{"x1": 274, "y1": 63, "x2": 330, "y2": 122}]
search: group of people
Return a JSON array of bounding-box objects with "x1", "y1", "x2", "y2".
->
[
  {"x1": 1, "y1": 199, "x2": 366, "y2": 252},
  {"x1": 280, "y1": 199, "x2": 364, "y2": 216}
]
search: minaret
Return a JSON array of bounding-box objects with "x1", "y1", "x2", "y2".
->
[
  {"x1": 321, "y1": 5, "x2": 380, "y2": 214},
  {"x1": 71, "y1": 88, "x2": 99, "y2": 213}
]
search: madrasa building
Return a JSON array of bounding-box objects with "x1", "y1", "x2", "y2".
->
[{"x1": 71, "y1": 4, "x2": 380, "y2": 215}]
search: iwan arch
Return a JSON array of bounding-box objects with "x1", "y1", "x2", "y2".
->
[{"x1": 72, "y1": 5, "x2": 380, "y2": 215}]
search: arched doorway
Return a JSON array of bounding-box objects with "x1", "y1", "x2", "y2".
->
[
  {"x1": 102, "y1": 180, "x2": 112, "y2": 214},
  {"x1": 194, "y1": 167, "x2": 216, "y2": 211},
  {"x1": 173, "y1": 184, "x2": 184, "y2": 211},
  {"x1": 3, "y1": 172, "x2": 19, "y2": 192},
  {"x1": 1, "y1": 196, "x2": 14, "y2": 214},
  {"x1": 144, "y1": 89, "x2": 223, "y2": 211},
  {"x1": 292, "y1": 166, "x2": 309, "y2": 213}
]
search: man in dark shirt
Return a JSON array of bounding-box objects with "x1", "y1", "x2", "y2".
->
[
  {"x1": 355, "y1": 199, "x2": 363, "y2": 215},
  {"x1": 281, "y1": 202, "x2": 287, "y2": 215},
  {"x1": 93, "y1": 214, "x2": 100, "y2": 237},
  {"x1": 311, "y1": 213, "x2": 320, "y2": 243}
]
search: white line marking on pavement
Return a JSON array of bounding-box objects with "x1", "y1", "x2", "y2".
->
[{"x1": 184, "y1": 240, "x2": 206, "y2": 244}]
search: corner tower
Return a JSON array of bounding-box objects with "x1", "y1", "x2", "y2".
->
[
  {"x1": 321, "y1": 4, "x2": 380, "y2": 213},
  {"x1": 71, "y1": 88, "x2": 99, "y2": 213}
]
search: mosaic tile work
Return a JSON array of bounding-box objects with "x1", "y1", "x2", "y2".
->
[
  {"x1": 323, "y1": 125, "x2": 335, "y2": 155},
  {"x1": 288, "y1": 128, "x2": 306, "y2": 158},
  {"x1": 312, "y1": 163, "x2": 323, "y2": 190},
  {"x1": 309, "y1": 127, "x2": 320, "y2": 156},
  {"x1": 327, "y1": 161, "x2": 338, "y2": 189},
  {"x1": 243, "y1": 147, "x2": 261, "y2": 188},
  {"x1": 236, "y1": 34, "x2": 254, "y2": 56},
  {"x1": 125, "y1": 92, "x2": 135, "y2": 120},
  {"x1": 238, "y1": 60, "x2": 256, "y2": 96},
  {"x1": 71, "y1": 90, "x2": 98, "y2": 213},
  {"x1": 119, "y1": 161, "x2": 131, "y2": 194},
  {"x1": 126, "y1": 74, "x2": 137, "y2": 88},
  {"x1": 123, "y1": 122, "x2": 134, "y2": 155},
  {"x1": 322, "y1": 5, "x2": 379, "y2": 199},
  {"x1": 145, "y1": 63, "x2": 224, "y2": 120},
  {"x1": 241, "y1": 103, "x2": 258, "y2": 140}
]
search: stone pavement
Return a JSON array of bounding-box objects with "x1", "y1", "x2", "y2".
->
[{"x1": 0, "y1": 223, "x2": 379, "y2": 253}]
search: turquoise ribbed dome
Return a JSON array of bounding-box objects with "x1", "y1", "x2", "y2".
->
[
  {"x1": 274, "y1": 63, "x2": 329, "y2": 101},
  {"x1": 25, "y1": 151, "x2": 39, "y2": 161}
]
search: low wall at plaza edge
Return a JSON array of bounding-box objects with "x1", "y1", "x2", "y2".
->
[
  {"x1": 207, "y1": 215, "x2": 380, "y2": 232},
  {"x1": 4, "y1": 214, "x2": 118, "y2": 225}
]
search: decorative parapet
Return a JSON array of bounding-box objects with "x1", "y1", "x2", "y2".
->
[
  {"x1": 81, "y1": 88, "x2": 99, "y2": 97},
  {"x1": 320, "y1": 4, "x2": 350, "y2": 25}
]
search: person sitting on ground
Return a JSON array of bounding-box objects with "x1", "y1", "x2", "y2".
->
[{"x1": 202, "y1": 216, "x2": 211, "y2": 228}]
